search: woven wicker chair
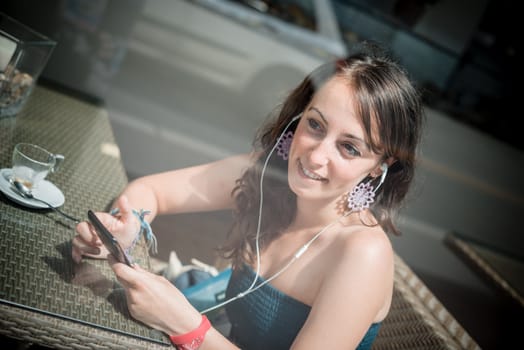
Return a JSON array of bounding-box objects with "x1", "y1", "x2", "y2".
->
[{"x1": 372, "y1": 254, "x2": 480, "y2": 350}]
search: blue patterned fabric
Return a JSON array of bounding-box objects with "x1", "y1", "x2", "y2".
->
[{"x1": 225, "y1": 265, "x2": 381, "y2": 349}]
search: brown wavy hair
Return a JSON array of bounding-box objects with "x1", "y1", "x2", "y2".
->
[{"x1": 220, "y1": 44, "x2": 424, "y2": 268}]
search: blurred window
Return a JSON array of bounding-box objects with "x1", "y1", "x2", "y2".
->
[{"x1": 232, "y1": 0, "x2": 316, "y2": 31}]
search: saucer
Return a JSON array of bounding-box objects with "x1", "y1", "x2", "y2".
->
[{"x1": 0, "y1": 168, "x2": 65, "y2": 209}]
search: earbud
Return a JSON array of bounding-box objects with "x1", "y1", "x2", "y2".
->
[{"x1": 376, "y1": 163, "x2": 388, "y2": 191}]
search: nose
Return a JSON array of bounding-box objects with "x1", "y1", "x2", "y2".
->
[{"x1": 307, "y1": 139, "x2": 333, "y2": 167}]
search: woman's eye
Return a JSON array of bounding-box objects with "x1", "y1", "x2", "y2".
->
[
  {"x1": 307, "y1": 118, "x2": 322, "y2": 132},
  {"x1": 342, "y1": 143, "x2": 361, "y2": 157}
]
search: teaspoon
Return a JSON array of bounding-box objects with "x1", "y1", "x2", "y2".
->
[{"x1": 12, "y1": 180, "x2": 80, "y2": 223}]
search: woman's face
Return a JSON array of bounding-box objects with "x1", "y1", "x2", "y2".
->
[{"x1": 288, "y1": 77, "x2": 384, "y2": 207}]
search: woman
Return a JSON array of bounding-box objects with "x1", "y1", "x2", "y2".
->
[{"x1": 72, "y1": 45, "x2": 423, "y2": 349}]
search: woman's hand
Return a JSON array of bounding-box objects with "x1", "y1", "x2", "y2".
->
[
  {"x1": 110, "y1": 259, "x2": 202, "y2": 336},
  {"x1": 72, "y1": 195, "x2": 140, "y2": 263}
]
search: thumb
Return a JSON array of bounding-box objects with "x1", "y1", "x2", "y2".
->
[
  {"x1": 109, "y1": 255, "x2": 140, "y2": 288},
  {"x1": 115, "y1": 195, "x2": 133, "y2": 218},
  {"x1": 113, "y1": 195, "x2": 138, "y2": 229}
]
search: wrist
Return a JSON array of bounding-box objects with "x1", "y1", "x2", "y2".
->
[
  {"x1": 169, "y1": 315, "x2": 211, "y2": 350},
  {"x1": 108, "y1": 207, "x2": 158, "y2": 255}
]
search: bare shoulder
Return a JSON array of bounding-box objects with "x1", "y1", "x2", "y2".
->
[
  {"x1": 345, "y1": 224, "x2": 392, "y2": 254},
  {"x1": 309, "y1": 223, "x2": 395, "y2": 332},
  {"x1": 334, "y1": 224, "x2": 394, "y2": 274}
]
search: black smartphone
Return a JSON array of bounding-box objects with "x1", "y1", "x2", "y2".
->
[{"x1": 87, "y1": 210, "x2": 133, "y2": 266}]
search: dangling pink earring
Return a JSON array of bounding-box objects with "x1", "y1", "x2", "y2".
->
[
  {"x1": 276, "y1": 131, "x2": 293, "y2": 160},
  {"x1": 347, "y1": 181, "x2": 376, "y2": 211},
  {"x1": 347, "y1": 163, "x2": 388, "y2": 212}
]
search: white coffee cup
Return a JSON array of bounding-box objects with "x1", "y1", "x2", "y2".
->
[{"x1": 11, "y1": 143, "x2": 64, "y2": 189}]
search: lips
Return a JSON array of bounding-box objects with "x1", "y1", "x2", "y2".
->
[{"x1": 298, "y1": 159, "x2": 327, "y2": 182}]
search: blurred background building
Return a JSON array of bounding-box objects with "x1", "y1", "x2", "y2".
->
[{"x1": 1, "y1": 0, "x2": 522, "y2": 348}]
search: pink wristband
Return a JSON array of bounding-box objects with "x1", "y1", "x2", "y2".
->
[{"x1": 170, "y1": 315, "x2": 211, "y2": 350}]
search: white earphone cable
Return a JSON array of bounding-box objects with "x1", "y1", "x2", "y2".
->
[
  {"x1": 200, "y1": 116, "x2": 388, "y2": 315},
  {"x1": 200, "y1": 114, "x2": 301, "y2": 314}
]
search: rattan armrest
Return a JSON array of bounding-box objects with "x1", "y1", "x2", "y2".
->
[{"x1": 372, "y1": 254, "x2": 480, "y2": 350}]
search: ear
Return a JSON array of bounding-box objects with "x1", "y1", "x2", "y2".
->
[
  {"x1": 385, "y1": 157, "x2": 396, "y2": 167},
  {"x1": 371, "y1": 157, "x2": 396, "y2": 177}
]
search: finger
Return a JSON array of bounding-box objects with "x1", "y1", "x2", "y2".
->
[
  {"x1": 71, "y1": 245, "x2": 103, "y2": 263},
  {"x1": 76, "y1": 221, "x2": 102, "y2": 246},
  {"x1": 110, "y1": 197, "x2": 142, "y2": 245},
  {"x1": 114, "y1": 195, "x2": 134, "y2": 221},
  {"x1": 72, "y1": 235, "x2": 102, "y2": 255},
  {"x1": 109, "y1": 255, "x2": 141, "y2": 288},
  {"x1": 72, "y1": 222, "x2": 111, "y2": 263},
  {"x1": 132, "y1": 263, "x2": 146, "y2": 272},
  {"x1": 107, "y1": 253, "x2": 137, "y2": 269}
]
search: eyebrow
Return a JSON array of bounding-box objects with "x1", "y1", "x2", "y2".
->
[{"x1": 308, "y1": 106, "x2": 371, "y2": 150}]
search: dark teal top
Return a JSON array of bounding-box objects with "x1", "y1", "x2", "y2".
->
[{"x1": 225, "y1": 265, "x2": 381, "y2": 350}]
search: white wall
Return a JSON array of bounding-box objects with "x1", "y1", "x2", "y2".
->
[{"x1": 408, "y1": 107, "x2": 524, "y2": 257}]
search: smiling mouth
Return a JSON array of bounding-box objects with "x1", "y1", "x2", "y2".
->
[{"x1": 298, "y1": 159, "x2": 327, "y2": 182}]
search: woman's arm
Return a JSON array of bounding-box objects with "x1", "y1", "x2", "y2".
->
[
  {"x1": 72, "y1": 153, "x2": 253, "y2": 263},
  {"x1": 120, "y1": 153, "x2": 253, "y2": 219}
]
